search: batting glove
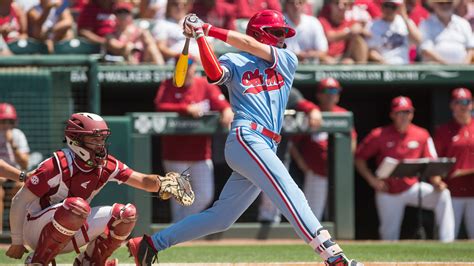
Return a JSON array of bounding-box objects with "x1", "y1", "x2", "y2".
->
[{"x1": 184, "y1": 14, "x2": 205, "y2": 39}]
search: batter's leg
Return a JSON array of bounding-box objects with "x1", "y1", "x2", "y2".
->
[{"x1": 150, "y1": 171, "x2": 261, "y2": 250}]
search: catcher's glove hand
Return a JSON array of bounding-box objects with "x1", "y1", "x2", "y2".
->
[{"x1": 158, "y1": 172, "x2": 195, "y2": 206}]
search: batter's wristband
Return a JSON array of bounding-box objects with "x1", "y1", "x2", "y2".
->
[{"x1": 203, "y1": 24, "x2": 229, "y2": 42}]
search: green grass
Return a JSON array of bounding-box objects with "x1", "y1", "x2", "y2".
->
[{"x1": 0, "y1": 241, "x2": 473, "y2": 264}]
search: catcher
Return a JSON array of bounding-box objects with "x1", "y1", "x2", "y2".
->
[{"x1": 5, "y1": 112, "x2": 194, "y2": 265}]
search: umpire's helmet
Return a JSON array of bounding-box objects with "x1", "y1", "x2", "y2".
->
[
  {"x1": 246, "y1": 10, "x2": 295, "y2": 47},
  {"x1": 65, "y1": 112, "x2": 111, "y2": 167}
]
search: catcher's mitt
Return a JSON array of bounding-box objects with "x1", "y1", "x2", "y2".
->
[{"x1": 158, "y1": 172, "x2": 195, "y2": 206}]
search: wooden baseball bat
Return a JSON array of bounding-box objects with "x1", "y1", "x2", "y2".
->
[{"x1": 173, "y1": 37, "x2": 190, "y2": 88}]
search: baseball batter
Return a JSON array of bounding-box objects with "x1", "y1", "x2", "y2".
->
[
  {"x1": 128, "y1": 10, "x2": 362, "y2": 266},
  {"x1": 5, "y1": 112, "x2": 194, "y2": 265}
]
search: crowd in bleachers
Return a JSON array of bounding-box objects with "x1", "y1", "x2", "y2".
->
[{"x1": 0, "y1": 0, "x2": 472, "y2": 64}]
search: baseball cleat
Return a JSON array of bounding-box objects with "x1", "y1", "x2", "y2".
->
[
  {"x1": 325, "y1": 253, "x2": 364, "y2": 266},
  {"x1": 127, "y1": 235, "x2": 158, "y2": 266}
]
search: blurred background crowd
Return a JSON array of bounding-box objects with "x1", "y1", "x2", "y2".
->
[{"x1": 0, "y1": 0, "x2": 472, "y2": 64}]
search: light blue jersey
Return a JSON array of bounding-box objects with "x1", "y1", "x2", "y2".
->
[
  {"x1": 150, "y1": 45, "x2": 323, "y2": 254},
  {"x1": 218, "y1": 46, "x2": 298, "y2": 133}
]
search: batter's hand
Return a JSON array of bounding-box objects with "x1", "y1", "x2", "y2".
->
[
  {"x1": 183, "y1": 14, "x2": 205, "y2": 38},
  {"x1": 6, "y1": 244, "x2": 27, "y2": 259}
]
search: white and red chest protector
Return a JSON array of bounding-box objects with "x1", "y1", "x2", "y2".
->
[{"x1": 25, "y1": 148, "x2": 133, "y2": 215}]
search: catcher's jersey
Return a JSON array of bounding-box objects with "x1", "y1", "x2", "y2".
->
[
  {"x1": 218, "y1": 46, "x2": 298, "y2": 133},
  {"x1": 24, "y1": 148, "x2": 133, "y2": 214}
]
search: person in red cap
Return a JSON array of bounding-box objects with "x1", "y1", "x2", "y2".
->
[
  {"x1": 355, "y1": 96, "x2": 455, "y2": 241},
  {"x1": 289, "y1": 77, "x2": 356, "y2": 220},
  {"x1": 434, "y1": 88, "x2": 474, "y2": 239},
  {"x1": 154, "y1": 56, "x2": 233, "y2": 223},
  {"x1": 105, "y1": 2, "x2": 165, "y2": 64},
  {"x1": 0, "y1": 103, "x2": 29, "y2": 234}
]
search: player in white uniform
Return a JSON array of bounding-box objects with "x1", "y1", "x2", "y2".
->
[{"x1": 128, "y1": 10, "x2": 362, "y2": 266}]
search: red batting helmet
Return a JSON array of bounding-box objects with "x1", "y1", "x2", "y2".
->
[
  {"x1": 0, "y1": 103, "x2": 17, "y2": 121},
  {"x1": 246, "y1": 10, "x2": 296, "y2": 46},
  {"x1": 65, "y1": 112, "x2": 111, "y2": 167}
]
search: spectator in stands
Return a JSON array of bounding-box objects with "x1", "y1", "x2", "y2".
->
[
  {"x1": 434, "y1": 88, "x2": 474, "y2": 239},
  {"x1": 347, "y1": 0, "x2": 377, "y2": 26},
  {"x1": 154, "y1": 57, "x2": 233, "y2": 222},
  {"x1": 151, "y1": 0, "x2": 198, "y2": 62},
  {"x1": 77, "y1": 0, "x2": 117, "y2": 45},
  {"x1": 405, "y1": 0, "x2": 430, "y2": 26},
  {"x1": 284, "y1": 0, "x2": 331, "y2": 64},
  {"x1": 192, "y1": 0, "x2": 236, "y2": 30},
  {"x1": 68, "y1": 0, "x2": 88, "y2": 21},
  {"x1": 455, "y1": 0, "x2": 474, "y2": 32},
  {"x1": 0, "y1": 0, "x2": 27, "y2": 42},
  {"x1": 319, "y1": 0, "x2": 369, "y2": 64},
  {"x1": 258, "y1": 88, "x2": 322, "y2": 224},
  {"x1": 234, "y1": 0, "x2": 281, "y2": 19},
  {"x1": 0, "y1": 103, "x2": 29, "y2": 233},
  {"x1": 419, "y1": 0, "x2": 474, "y2": 64},
  {"x1": 140, "y1": 0, "x2": 167, "y2": 20},
  {"x1": 289, "y1": 78, "x2": 356, "y2": 220},
  {"x1": 367, "y1": 0, "x2": 422, "y2": 64},
  {"x1": 0, "y1": 35, "x2": 11, "y2": 55},
  {"x1": 27, "y1": 0, "x2": 74, "y2": 53},
  {"x1": 106, "y1": 2, "x2": 165, "y2": 64},
  {"x1": 355, "y1": 96, "x2": 455, "y2": 242},
  {"x1": 15, "y1": 0, "x2": 39, "y2": 14}
]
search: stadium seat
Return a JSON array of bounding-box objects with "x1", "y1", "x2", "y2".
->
[
  {"x1": 8, "y1": 39, "x2": 49, "y2": 55},
  {"x1": 54, "y1": 38, "x2": 101, "y2": 55}
]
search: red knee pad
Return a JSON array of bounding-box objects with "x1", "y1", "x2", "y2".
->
[
  {"x1": 31, "y1": 197, "x2": 90, "y2": 264},
  {"x1": 110, "y1": 203, "x2": 137, "y2": 239},
  {"x1": 77, "y1": 203, "x2": 138, "y2": 265}
]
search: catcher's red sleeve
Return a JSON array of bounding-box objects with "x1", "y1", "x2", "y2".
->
[{"x1": 196, "y1": 36, "x2": 223, "y2": 82}]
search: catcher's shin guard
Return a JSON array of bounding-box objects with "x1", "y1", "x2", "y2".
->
[
  {"x1": 75, "y1": 203, "x2": 137, "y2": 265},
  {"x1": 309, "y1": 229, "x2": 363, "y2": 266},
  {"x1": 127, "y1": 234, "x2": 158, "y2": 266},
  {"x1": 31, "y1": 197, "x2": 90, "y2": 264}
]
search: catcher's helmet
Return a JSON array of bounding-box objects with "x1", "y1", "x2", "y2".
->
[
  {"x1": 65, "y1": 112, "x2": 111, "y2": 167},
  {"x1": 0, "y1": 103, "x2": 17, "y2": 121},
  {"x1": 246, "y1": 10, "x2": 295, "y2": 46}
]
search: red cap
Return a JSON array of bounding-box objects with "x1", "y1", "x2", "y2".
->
[
  {"x1": 451, "y1": 88, "x2": 472, "y2": 100},
  {"x1": 0, "y1": 103, "x2": 17, "y2": 121},
  {"x1": 391, "y1": 96, "x2": 414, "y2": 112},
  {"x1": 114, "y1": 2, "x2": 133, "y2": 12},
  {"x1": 318, "y1": 77, "x2": 342, "y2": 91}
]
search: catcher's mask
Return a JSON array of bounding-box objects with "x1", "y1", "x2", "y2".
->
[
  {"x1": 65, "y1": 112, "x2": 111, "y2": 167},
  {"x1": 246, "y1": 9, "x2": 295, "y2": 47}
]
